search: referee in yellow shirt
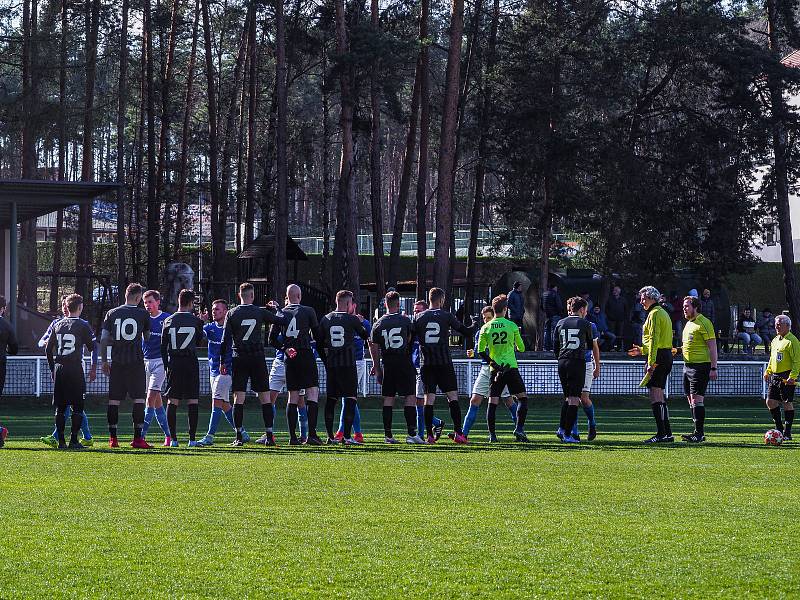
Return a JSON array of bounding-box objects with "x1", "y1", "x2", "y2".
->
[
  {"x1": 763, "y1": 314, "x2": 800, "y2": 440},
  {"x1": 679, "y1": 296, "x2": 717, "y2": 443}
]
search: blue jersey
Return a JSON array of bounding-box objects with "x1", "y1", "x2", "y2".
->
[
  {"x1": 585, "y1": 322, "x2": 599, "y2": 363},
  {"x1": 143, "y1": 312, "x2": 171, "y2": 360},
  {"x1": 204, "y1": 321, "x2": 232, "y2": 377},
  {"x1": 353, "y1": 318, "x2": 371, "y2": 361},
  {"x1": 40, "y1": 316, "x2": 98, "y2": 362}
]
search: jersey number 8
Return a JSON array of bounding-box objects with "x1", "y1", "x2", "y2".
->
[{"x1": 330, "y1": 325, "x2": 345, "y2": 347}]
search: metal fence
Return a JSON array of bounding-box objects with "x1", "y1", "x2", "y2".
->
[{"x1": 7, "y1": 357, "x2": 768, "y2": 398}]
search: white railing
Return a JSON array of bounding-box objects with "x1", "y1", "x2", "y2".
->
[{"x1": 8, "y1": 357, "x2": 768, "y2": 398}]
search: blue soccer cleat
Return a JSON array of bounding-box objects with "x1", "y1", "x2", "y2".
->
[
  {"x1": 562, "y1": 435, "x2": 579, "y2": 443},
  {"x1": 187, "y1": 440, "x2": 199, "y2": 448},
  {"x1": 241, "y1": 431, "x2": 251, "y2": 443},
  {"x1": 170, "y1": 439, "x2": 179, "y2": 448},
  {"x1": 556, "y1": 428, "x2": 565, "y2": 441},
  {"x1": 197, "y1": 435, "x2": 214, "y2": 446}
]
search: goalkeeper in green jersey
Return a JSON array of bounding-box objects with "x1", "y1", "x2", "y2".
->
[{"x1": 477, "y1": 295, "x2": 529, "y2": 442}]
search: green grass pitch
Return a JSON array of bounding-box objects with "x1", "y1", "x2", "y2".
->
[{"x1": 0, "y1": 396, "x2": 798, "y2": 598}]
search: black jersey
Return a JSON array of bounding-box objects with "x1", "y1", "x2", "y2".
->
[
  {"x1": 45, "y1": 317, "x2": 95, "y2": 370},
  {"x1": 160, "y1": 311, "x2": 205, "y2": 366},
  {"x1": 371, "y1": 312, "x2": 414, "y2": 358},
  {"x1": 221, "y1": 303, "x2": 286, "y2": 357},
  {"x1": 277, "y1": 304, "x2": 319, "y2": 350},
  {"x1": 0, "y1": 316, "x2": 18, "y2": 360},
  {"x1": 102, "y1": 304, "x2": 150, "y2": 365},
  {"x1": 319, "y1": 312, "x2": 368, "y2": 368},
  {"x1": 553, "y1": 315, "x2": 594, "y2": 362},
  {"x1": 412, "y1": 308, "x2": 473, "y2": 366}
]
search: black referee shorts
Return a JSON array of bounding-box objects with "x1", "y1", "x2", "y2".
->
[
  {"x1": 165, "y1": 357, "x2": 201, "y2": 400},
  {"x1": 421, "y1": 363, "x2": 459, "y2": 394},
  {"x1": 285, "y1": 349, "x2": 319, "y2": 391},
  {"x1": 326, "y1": 364, "x2": 358, "y2": 398},
  {"x1": 683, "y1": 362, "x2": 711, "y2": 397},
  {"x1": 558, "y1": 359, "x2": 585, "y2": 398},
  {"x1": 768, "y1": 371, "x2": 796, "y2": 403},
  {"x1": 647, "y1": 348, "x2": 673, "y2": 390},
  {"x1": 53, "y1": 364, "x2": 86, "y2": 411},
  {"x1": 381, "y1": 357, "x2": 417, "y2": 398},
  {"x1": 109, "y1": 361, "x2": 146, "y2": 401},
  {"x1": 231, "y1": 354, "x2": 269, "y2": 393}
]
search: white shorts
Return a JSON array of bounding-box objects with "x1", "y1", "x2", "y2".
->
[
  {"x1": 357, "y1": 360, "x2": 367, "y2": 396},
  {"x1": 269, "y1": 358, "x2": 287, "y2": 392},
  {"x1": 146, "y1": 359, "x2": 166, "y2": 392},
  {"x1": 210, "y1": 373, "x2": 232, "y2": 403},
  {"x1": 583, "y1": 360, "x2": 594, "y2": 394},
  {"x1": 471, "y1": 364, "x2": 510, "y2": 398}
]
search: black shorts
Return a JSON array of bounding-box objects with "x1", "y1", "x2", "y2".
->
[
  {"x1": 421, "y1": 363, "x2": 459, "y2": 394},
  {"x1": 768, "y1": 371, "x2": 796, "y2": 403},
  {"x1": 647, "y1": 348, "x2": 673, "y2": 389},
  {"x1": 53, "y1": 364, "x2": 86, "y2": 411},
  {"x1": 683, "y1": 363, "x2": 711, "y2": 397},
  {"x1": 109, "y1": 361, "x2": 146, "y2": 401},
  {"x1": 326, "y1": 364, "x2": 358, "y2": 398},
  {"x1": 286, "y1": 349, "x2": 319, "y2": 391},
  {"x1": 490, "y1": 367, "x2": 526, "y2": 398},
  {"x1": 0, "y1": 359, "x2": 6, "y2": 395},
  {"x1": 381, "y1": 357, "x2": 417, "y2": 398},
  {"x1": 165, "y1": 357, "x2": 200, "y2": 400},
  {"x1": 231, "y1": 354, "x2": 269, "y2": 393},
  {"x1": 558, "y1": 359, "x2": 585, "y2": 398}
]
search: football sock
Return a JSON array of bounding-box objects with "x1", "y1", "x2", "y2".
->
[
  {"x1": 416, "y1": 406, "x2": 425, "y2": 437},
  {"x1": 424, "y1": 405, "x2": 434, "y2": 437},
  {"x1": 71, "y1": 410, "x2": 82, "y2": 441},
  {"x1": 382, "y1": 405, "x2": 393, "y2": 437},
  {"x1": 167, "y1": 404, "x2": 177, "y2": 441},
  {"x1": 337, "y1": 398, "x2": 346, "y2": 434},
  {"x1": 487, "y1": 403, "x2": 497, "y2": 435},
  {"x1": 343, "y1": 398, "x2": 357, "y2": 439},
  {"x1": 462, "y1": 405, "x2": 478, "y2": 437},
  {"x1": 286, "y1": 404, "x2": 299, "y2": 441},
  {"x1": 307, "y1": 402, "x2": 319, "y2": 437},
  {"x1": 433, "y1": 415, "x2": 443, "y2": 427},
  {"x1": 143, "y1": 406, "x2": 155, "y2": 436},
  {"x1": 133, "y1": 403, "x2": 145, "y2": 440},
  {"x1": 571, "y1": 417, "x2": 579, "y2": 439},
  {"x1": 188, "y1": 404, "x2": 199, "y2": 441},
  {"x1": 265, "y1": 403, "x2": 275, "y2": 433},
  {"x1": 208, "y1": 408, "x2": 223, "y2": 435},
  {"x1": 55, "y1": 407, "x2": 66, "y2": 443},
  {"x1": 403, "y1": 406, "x2": 417, "y2": 436},
  {"x1": 652, "y1": 402, "x2": 666, "y2": 437},
  {"x1": 507, "y1": 400, "x2": 517, "y2": 425},
  {"x1": 272, "y1": 403, "x2": 277, "y2": 421},
  {"x1": 559, "y1": 400, "x2": 568, "y2": 431},
  {"x1": 353, "y1": 404, "x2": 362, "y2": 434},
  {"x1": 515, "y1": 398, "x2": 528, "y2": 431},
  {"x1": 564, "y1": 404, "x2": 579, "y2": 436},
  {"x1": 154, "y1": 405, "x2": 170, "y2": 436},
  {"x1": 583, "y1": 403, "x2": 596, "y2": 427},
  {"x1": 299, "y1": 406, "x2": 309, "y2": 438},
  {"x1": 770, "y1": 406, "x2": 783, "y2": 431},
  {"x1": 694, "y1": 404, "x2": 706, "y2": 436},
  {"x1": 663, "y1": 403, "x2": 672, "y2": 436},
  {"x1": 107, "y1": 404, "x2": 119, "y2": 437},
  {"x1": 223, "y1": 407, "x2": 236, "y2": 428},
  {"x1": 261, "y1": 403, "x2": 273, "y2": 432},
  {"x1": 784, "y1": 409, "x2": 794, "y2": 434},
  {"x1": 52, "y1": 405, "x2": 72, "y2": 437},
  {"x1": 448, "y1": 400, "x2": 463, "y2": 435},
  {"x1": 234, "y1": 404, "x2": 244, "y2": 441},
  {"x1": 79, "y1": 411, "x2": 91, "y2": 439},
  {"x1": 324, "y1": 398, "x2": 336, "y2": 439}
]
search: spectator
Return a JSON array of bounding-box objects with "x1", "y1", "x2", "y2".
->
[
  {"x1": 581, "y1": 292, "x2": 594, "y2": 313},
  {"x1": 605, "y1": 285, "x2": 629, "y2": 350},
  {"x1": 588, "y1": 305, "x2": 617, "y2": 351},
  {"x1": 736, "y1": 307, "x2": 762, "y2": 354},
  {"x1": 630, "y1": 300, "x2": 645, "y2": 347},
  {"x1": 507, "y1": 281, "x2": 525, "y2": 329},
  {"x1": 700, "y1": 288, "x2": 715, "y2": 324},
  {"x1": 757, "y1": 307, "x2": 776, "y2": 353},
  {"x1": 541, "y1": 282, "x2": 564, "y2": 351}
]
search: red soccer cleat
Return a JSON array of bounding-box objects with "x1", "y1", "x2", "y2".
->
[
  {"x1": 131, "y1": 438, "x2": 153, "y2": 449},
  {"x1": 109, "y1": 436, "x2": 119, "y2": 448},
  {"x1": 453, "y1": 433, "x2": 468, "y2": 444},
  {"x1": 163, "y1": 436, "x2": 172, "y2": 447},
  {"x1": 353, "y1": 432, "x2": 364, "y2": 444},
  {"x1": 334, "y1": 431, "x2": 344, "y2": 442}
]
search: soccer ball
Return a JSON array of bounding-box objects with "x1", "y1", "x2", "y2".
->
[{"x1": 765, "y1": 429, "x2": 784, "y2": 446}]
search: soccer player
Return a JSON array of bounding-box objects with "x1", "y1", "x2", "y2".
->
[
  {"x1": 198, "y1": 299, "x2": 250, "y2": 446},
  {"x1": 462, "y1": 305, "x2": 517, "y2": 442},
  {"x1": 679, "y1": 295, "x2": 717, "y2": 443},
  {"x1": 0, "y1": 296, "x2": 16, "y2": 448},
  {"x1": 38, "y1": 295, "x2": 94, "y2": 447},
  {"x1": 333, "y1": 302, "x2": 370, "y2": 442},
  {"x1": 319, "y1": 290, "x2": 369, "y2": 444},
  {"x1": 411, "y1": 300, "x2": 444, "y2": 439},
  {"x1": 763, "y1": 314, "x2": 800, "y2": 440},
  {"x1": 369, "y1": 290, "x2": 425, "y2": 444},
  {"x1": 45, "y1": 294, "x2": 97, "y2": 449},
  {"x1": 477, "y1": 295, "x2": 529, "y2": 442},
  {"x1": 413, "y1": 287, "x2": 475, "y2": 444},
  {"x1": 276, "y1": 284, "x2": 323, "y2": 445},
  {"x1": 99, "y1": 283, "x2": 151, "y2": 448},
  {"x1": 140, "y1": 289, "x2": 172, "y2": 445},
  {"x1": 221, "y1": 283, "x2": 288, "y2": 447},
  {"x1": 628, "y1": 285, "x2": 675, "y2": 443},
  {"x1": 160, "y1": 289, "x2": 205, "y2": 447},
  {"x1": 554, "y1": 296, "x2": 594, "y2": 443},
  {"x1": 569, "y1": 319, "x2": 600, "y2": 441}
]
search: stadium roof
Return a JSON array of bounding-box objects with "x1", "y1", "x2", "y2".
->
[{"x1": 238, "y1": 233, "x2": 308, "y2": 261}]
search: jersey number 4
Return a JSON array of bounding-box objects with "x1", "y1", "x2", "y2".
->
[{"x1": 560, "y1": 328, "x2": 581, "y2": 350}]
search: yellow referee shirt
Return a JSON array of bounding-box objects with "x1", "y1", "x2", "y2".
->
[
  {"x1": 682, "y1": 314, "x2": 715, "y2": 363},
  {"x1": 767, "y1": 332, "x2": 800, "y2": 380}
]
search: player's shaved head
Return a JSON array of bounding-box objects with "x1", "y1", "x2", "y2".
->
[
  {"x1": 385, "y1": 290, "x2": 400, "y2": 310},
  {"x1": 239, "y1": 282, "x2": 254, "y2": 302},
  {"x1": 429, "y1": 287, "x2": 445, "y2": 307},
  {"x1": 65, "y1": 294, "x2": 83, "y2": 314},
  {"x1": 287, "y1": 284, "x2": 301, "y2": 303},
  {"x1": 336, "y1": 289, "x2": 353, "y2": 311},
  {"x1": 178, "y1": 289, "x2": 195, "y2": 309},
  {"x1": 125, "y1": 283, "x2": 143, "y2": 303}
]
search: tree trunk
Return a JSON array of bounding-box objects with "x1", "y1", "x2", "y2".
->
[
  {"x1": 415, "y1": 0, "x2": 430, "y2": 300},
  {"x1": 20, "y1": 0, "x2": 39, "y2": 308},
  {"x1": 116, "y1": 0, "x2": 130, "y2": 297},
  {"x1": 143, "y1": 0, "x2": 159, "y2": 289},
  {"x1": 53, "y1": 0, "x2": 68, "y2": 311},
  {"x1": 244, "y1": 2, "x2": 258, "y2": 247},
  {"x1": 369, "y1": 0, "x2": 385, "y2": 300},
  {"x1": 273, "y1": 0, "x2": 289, "y2": 299},
  {"x1": 319, "y1": 44, "x2": 332, "y2": 295},
  {"x1": 432, "y1": 0, "x2": 464, "y2": 291}
]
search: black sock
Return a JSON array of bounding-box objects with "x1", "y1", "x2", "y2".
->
[
  {"x1": 382, "y1": 405, "x2": 393, "y2": 438},
  {"x1": 487, "y1": 403, "x2": 497, "y2": 435},
  {"x1": 448, "y1": 400, "x2": 462, "y2": 435},
  {"x1": 516, "y1": 398, "x2": 528, "y2": 430},
  {"x1": 564, "y1": 404, "x2": 579, "y2": 436},
  {"x1": 188, "y1": 404, "x2": 199, "y2": 441},
  {"x1": 424, "y1": 405, "x2": 434, "y2": 437},
  {"x1": 167, "y1": 404, "x2": 178, "y2": 440},
  {"x1": 784, "y1": 409, "x2": 794, "y2": 433},
  {"x1": 663, "y1": 403, "x2": 672, "y2": 436},
  {"x1": 559, "y1": 400, "x2": 568, "y2": 430},
  {"x1": 55, "y1": 408, "x2": 66, "y2": 443},
  {"x1": 324, "y1": 398, "x2": 336, "y2": 438},
  {"x1": 694, "y1": 405, "x2": 705, "y2": 436},
  {"x1": 234, "y1": 404, "x2": 244, "y2": 441},
  {"x1": 71, "y1": 409, "x2": 82, "y2": 441},
  {"x1": 107, "y1": 404, "x2": 119, "y2": 437},
  {"x1": 403, "y1": 405, "x2": 417, "y2": 436},
  {"x1": 307, "y1": 402, "x2": 319, "y2": 437},
  {"x1": 771, "y1": 406, "x2": 784, "y2": 431},
  {"x1": 261, "y1": 403, "x2": 273, "y2": 432},
  {"x1": 287, "y1": 404, "x2": 299, "y2": 440},
  {"x1": 343, "y1": 398, "x2": 357, "y2": 438},
  {"x1": 652, "y1": 402, "x2": 665, "y2": 437},
  {"x1": 133, "y1": 402, "x2": 145, "y2": 439}
]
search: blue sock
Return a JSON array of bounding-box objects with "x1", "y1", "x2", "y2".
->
[
  {"x1": 299, "y1": 406, "x2": 309, "y2": 438},
  {"x1": 416, "y1": 406, "x2": 425, "y2": 437},
  {"x1": 583, "y1": 403, "x2": 596, "y2": 427},
  {"x1": 338, "y1": 399, "x2": 346, "y2": 434},
  {"x1": 353, "y1": 404, "x2": 362, "y2": 434},
  {"x1": 508, "y1": 401, "x2": 518, "y2": 425},
  {"x1": 572, "y1": 416, "x2": 580, "y2": 438},
  {"x1": 208, "y1": 408, "x2": 224, "y2": 435},
  {"x1": 80, "y1": 411, "x2": 91, "y2": 439},
  {"x1": 54, "y1": 406, "x2": 73, "y2": 437},
  {"x1": 432, "y1": 415, "x2": 443, "y2": 427},
  {"x1": 154, "y1": 406, "x2": 170, "y2": 436},
  {"x1": 142, "y1": 407, "x2": 155, "y2": 437},
  {"x1": 462, "y1": 405, "x2": 478, "y2": 437},
  {"x1": 223, "y1": 408, "x2": 236, "y2": 428},
  {"x1": 272, "y1": 404, "x2": 277, "y2": 421}
]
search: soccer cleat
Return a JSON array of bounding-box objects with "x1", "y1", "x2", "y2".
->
[
  {"x1": 170, "y1": 439, "x2": 179, "y2": 447},
  {"x1": 299, "y1": 436, "x2": 308, "y2": 444},
  {"x1": 130, "y1": 438, "x2": 153, "y2": 449},
  {"x1": 343, "y1": 437, "x2": 362, "y2": 445},
  {"x1": 40, "y1": 435, "x2": 58, "y2": 448},
  {"x1": 406, "y1": 434, "x2": 425, "y2": 444},
  {"x1": 685, "y1": 433, "x2": 705, "y2": 443},
  {"x1": 230, "y1": 438, "x2": 244, "y2": 447},
  {"x1": 197, "y1": 435, "x2": 215, "y2": 446},
  {"x1": 453, "y1": 433, "x2": 468, "y2": 444},
  {"x1": 588, "y1": 426, "x2": 597, "y2": 441},
  {"x1": 264, "y1": 433, "x2": 278, "y2": 447},
  {"x1": 306, "y1": 434, "x2": 324, "y2": 446},
  {"x1": 163, "y1": 436, "x2": 172, "y2": 447},
  {"x1": 680, "y1": 432, "x2": 695, "y2": 441},
  {"x1": 354, "y1": 432, "x2": 364, "y2": 444},
  {"x1": 562, "y1": 435, "x2": 579, "y2": 443},
  {"x1": 426, "y1": 435, "x2": 436, "y2": 444},
  {"x1": 241, "y1": 431, "x2": 251, "y2": 443},
  {"x1": 514, "y1": 430, "x2": 529, "y2": 443},
  {"x1": 109, "y1": 436, "x2": 120, "y2": 448},
  {"x1": 68, "y1": 440, "x2": 85, "y2": 450},
  {"x1": 289, "y1": 438, "x2": 302, "y2": 446},
  {"x1": 187, "y1": 440, "x2": 199, "y2": 448},
  {"x1": 58, "y1": 440, "x2": 68, "y2": 449},
  {"x1": 255, "y1": 433, "x2": 271, "y2": 445},
  {"x1": 783, "y1": 431, "x2": 793, "y2": 441},
  {"x1": 433, "y1": 422, "x2": 444, "y2": 441},
  {"x1": 447, "y1": 432, "x2": 455, "y2": 440},
  {"x1": 644, "y1": 434, "x2": 674, "y2": 444},
  {"x1": 556, "y1": 428, "x2": 565, "y2": 441},
  {"x1": 326, "y1": 436, "x2": 338, "y2": 445},
  {"x1": 80, "y1": 437, "x2": 94, "y2": 447},
  {"x1": 0, "y1": 426, "x2": 6, "y2": 448},
  {"x1": 488, "y1": 433, "x2": 499, "y2": 443},
  {"x1": 334, "y1": 431, "x2": 344, "y2": 442},
  {"x1": 385, "y1": 436, "x2": 400, "y2": 444},
  {"x1": 572, "y1": 433, "x2": 581, "y2": 442}
]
